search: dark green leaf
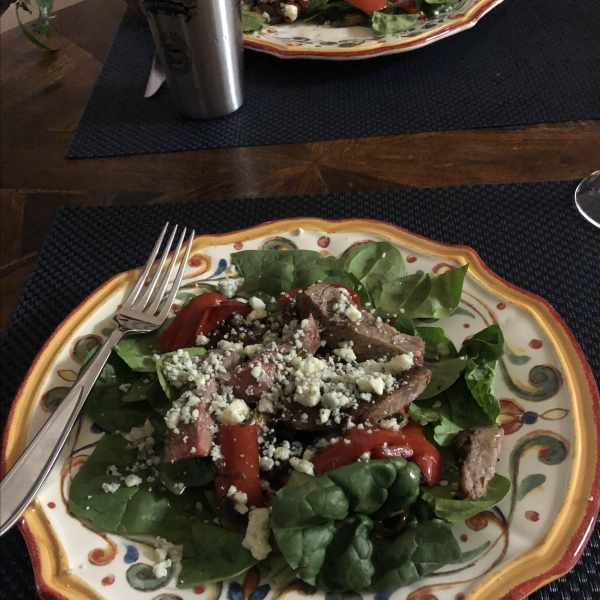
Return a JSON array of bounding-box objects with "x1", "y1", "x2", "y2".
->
[
  {"x1": 159, "y1": 458, "x2": 215, "y2": 495},
  {"x1": 375, "y1": 459, "x2": 422, "y2": 519},
  {"x1": 83, "y1": 353, "x2": 153, "y2": 433},
  {"x1": 232, "y1": 249, "x2": 323, "y2": 294},
  {"x1": 432, "y1": 416, "x2": 463, "y2": 447},
  {"x1": 271, "y1": 476, "x2": 349, "y2": 528},
  {"x1": 460, "y1": 324, "x2": 505, "y2": 362},
  {"x1": 341, "y1": 242, "x2": 405, "y2": 305},
  {"x1": 318, "y1": 515, "x2": 374, "y2": 591},
  {"x1": 241, "y1": 6, "x2": 268, "y2": 33},
  {"x1": 379, "y1": 265, "x2": 468, "y2": 319},
  {"x1": 272, "y1": 522, "x2": 336, "y2": 584},
  {"x1": 115, "y1": 319, "x2": 172, "y2": 372},
  {"x1": 179, "y1": 522, "x2": 257, "y2": 586},
  {"x1": 326, "y1": 460, "x2": 396, "y2": 515},
  {"x1": 68, "y1": 434, "x2": 210, "y2": 544},
  {"x1": 369, "y1": 520, "x2": 460, "y2": 591},
  {"x1": 420, "y1": 474, "x2": 510, "y2": 522},
  {"x1": 371, "y1": 11, "x2": 419, "y2": 35}
]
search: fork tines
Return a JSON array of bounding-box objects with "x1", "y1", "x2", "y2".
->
[{"x1": 122, "y1": 223, "x2": 195, "y2": 321}]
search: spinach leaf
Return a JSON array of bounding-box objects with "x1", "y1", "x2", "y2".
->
[
  {"x1": 432, "y1": 416, "x2": 464, "y2": 447},
  {"x1": 369, "y1": 520, "x2": 460, "y2": 590},
  {"x1": 155, "y1": 347, "x2": 207, "y2": 403},
  {"x1": 416, "y1": 326, "x2": 464, "y2": 399},
  {"x1": 379, "y1": 265, "x2": 468, "y2": 319},
  {"x1": 83, "y1": 353, "x2": 154, "y2": 433},
  {"x1": 326, "y1": 460, "x2": 396, "y2": 514},
  {"x1": 241, "y1": 6, "x2": 269, "y2": 33},
  {"x1": 318, "y1": 515, "x2": 374, "y2": 591},
  {"x1": 375, "y1": 459, "x2": 422, "y2": 519},
  {"x1": 272, "y1": 459, "x2": 434, "y2": 591},
  {"x1": 159, "y1": 457, "x2": 215, "y2": 495},
  {"x1": 114, "y1": 319, "x2": 172, "y2": 372},
  {"x1": 341, "y1": 242, "x2": 405, "y2": 305},
  {"x1": 231, "y1": 249, "x2": 323, "y2": 294},
  {"x1": 420, "y1": 474, "x2": 510, "y2": 522},
  {"x1": 461, "y1": 323, "x2": 504, "y2": 362},
  {"x1": 68, "y1": 434, "x2": 210, "y2": 544},
  {"x1": 271, "y1": 477, "x2": 349, "y2": 528},
  {"x1": 371, "y1": 11, "x2": 419, "y2": 35},
  {"x1": 273, "y1": 522, "x2": 336, "y2": 584},
  {"x1": 179, "y1": 522, "x2": 257, "y2": 586}
]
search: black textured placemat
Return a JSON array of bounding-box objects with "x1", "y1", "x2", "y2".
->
[
  {"x1": 66, "y1": 0, "x2": 600, "y2": 158},
  {"x1": 1, "y1": 181, "x2": 598, "y2": 599}
]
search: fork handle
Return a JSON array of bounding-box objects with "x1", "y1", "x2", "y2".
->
[{"x1": 0, "y1": 328, "x2": 126, "y2": 536}]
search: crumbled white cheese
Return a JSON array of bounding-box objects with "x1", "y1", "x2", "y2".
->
[
  {"x1": 218, "y1": 399, "x2": 250, "y2": 425},
  {"x1": 258, "y1": 397, "x2": 275, "y2": 413},
  {"x1": 380, "y1": 418, "x2": 400, "y2": 431},
  {"x1": 319, "y1": 408, "x2": 331, "y2": 424},
  {"x1": 102, "y1": 482, "x2": 121, "y2": 494},
  {"x1": 242, "y1": 508, "x2": 272, "y2": 560},
  {"x1": 387, "y1": 353, "x2": 414, "y2": 373},
  {"x1": 334, "y1": 347, "x2": 356, "y2": 361},
  {"x1": 370, "y1": 377, "x2": 385, "y2": 395},
  {"x1": 259, "y1": 456, "x2": 275, "y2": 471},
  {"x1": 121, "y1": 419, "x2": 154, "y2": 442},
  {"x1": 249, "y1": 296, "x2": 266, "y2": 311},
  {"x1": 344, "y1": 305, "x2": 362, "y2": 323},
  {"x1": 124, "y1": 475, "x2": 142, "y2": 487},
  {"x1": 196, "y1": 334, "x2": 210, "y2": 346},
  {"x1": 217, "y1": 278, "x2": 238, "y2": 299},
  {"x1": 152, "y1": 559, "x2": 171, "y2": 578},
  {"x1": 282, "y1": 3, "x2": 298, "y2": 21},
  {"x1": 289, "y1": 457, "x2": 315, "y2": 475}
]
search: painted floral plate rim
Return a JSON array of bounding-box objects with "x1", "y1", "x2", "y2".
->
[
  {"x1": 242, "y1": 0, "x2": 504, "y2": 59},
  {"x1": 1, "y1": 218, "x2": 599, "y2": 600}
]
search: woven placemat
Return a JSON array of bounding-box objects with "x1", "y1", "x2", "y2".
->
[
  {"x1": 66, "y1": 0, "x2": 600, "y2": 158},
  {"x1": 0, "y1": 181, "x2": 598, "y2": 599}
]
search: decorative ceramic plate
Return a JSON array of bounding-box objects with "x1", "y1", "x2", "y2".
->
[
  {"x1": 2, "y1": 219, "x2": 599, "y2": 600},
  {"x1": 243, "y1": 0, "x2": 503, "y2": 59}
]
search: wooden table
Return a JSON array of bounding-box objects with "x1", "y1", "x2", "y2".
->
[{"x1": 1, "y1": 0, "x2": 599, "y2": 331}]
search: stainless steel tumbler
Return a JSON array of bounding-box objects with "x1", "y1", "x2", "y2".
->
[{"x1": 144, "y1": 0, "x2": 243, "y2": 119}]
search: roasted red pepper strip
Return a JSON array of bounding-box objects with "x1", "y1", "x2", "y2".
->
[
  {"x1": 195, "y1": 301, "x2": 252, "y2": 339},
  {"x1": 158, "y1": 292, "x2": 226, "y2": 351},
  {"x1": 344, "y1": 0, "x2": 387, "y2": 15},
  {"x1": 311, "y1": 421, "x2": 442, "y2": 487},
  {"x1": 279, "y1": 284, "x2": 360, "y2": 315},
  {"x1": 214, "y1": 424, "x2": 263, "y2": 508}
]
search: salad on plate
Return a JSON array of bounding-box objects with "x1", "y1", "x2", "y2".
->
[
  {"x1": 242, "y1": 0, "x2": 460, "y2": 36},
  {"x1": 69, "y1": 242, "x2": 510, "y2": 591}
]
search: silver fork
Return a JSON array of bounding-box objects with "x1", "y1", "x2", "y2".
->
[{"x1": 0, "y1": 223, "x2": 195, "y2": 536}]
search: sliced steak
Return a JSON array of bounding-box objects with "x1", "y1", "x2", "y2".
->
[
  {"x1": 350, "y1": 366, "x2": 431, "y2": 424},
  {"x1": 296, "y1": 283, "x2": 424, "y2": 363},
  {"x1": 163, "y1": 350, "x2": 241, "y2": 462},
  {"x1": 454, "y1": 427, "x2": 504, "y2": 499},
  {"x1": 164, "y1": 381, "x2": 217, "y2": 463},
  {"x1": 230, "y1": 356, "x2": 280, "y2": 402}
]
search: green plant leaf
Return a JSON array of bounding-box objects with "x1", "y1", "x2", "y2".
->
[
  {"x1": 516, "y1": 473, "x2": 546, "y2": 501},
  {"x1": 420, "y1": 474, "x2": 510, "y2": 522},
  {"x1": 341, "y1": 242, "x2": 405, "y2": 305},
  {"x1": 241, "y1": 6, "x2": 268, "y2": 33},
  {"x1": 115, "y1": 319, "x2": 173, "y2": 372},
  {"x1": 82, "y1": 352, "x2": 154, "y2": 433},
  {"x1": 159, "y1": 457, "x2": 215, "y2": 495},
  {"x1": 378, "y1": 265, "x2": 468, "y2": 319},
  {"x1": 179, "y1": 522, "x2": 257, "y2": 586},
  {"x1": 16, "y1": 6, "x2": 56, "y2": 51},
  {"x1": 369, "y1": 520, "x2": 460, "y2": 590},
  {"x1": 68, "y1": 434, "x2": 210, "y2": 544},
  {"x1": 371, "y1": 11, "x2": 419, "y2": 35}
]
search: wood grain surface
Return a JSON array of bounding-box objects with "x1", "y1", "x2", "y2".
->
[{"x1": 1, "y1": 0, "x2": 599, "y2": 330}]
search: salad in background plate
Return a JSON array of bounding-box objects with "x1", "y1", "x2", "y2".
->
[
  {"x1": 242, "y1": 0, "x2": 460, "y2": 36},
  {"x1": 69, "y1": 242, "x2": 510, "y2": 591}
]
